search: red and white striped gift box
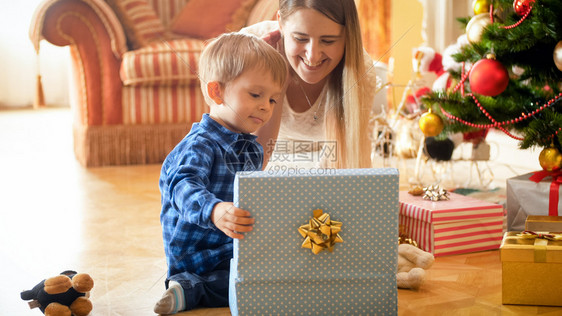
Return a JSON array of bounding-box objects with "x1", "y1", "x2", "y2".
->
[{"x1": 399, "y1": 191, "x2": 504, "y2": 256}]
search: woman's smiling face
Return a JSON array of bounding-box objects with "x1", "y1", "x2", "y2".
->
[{"x1": 280, "y1": 8, "x2": 346, "y2": 84}]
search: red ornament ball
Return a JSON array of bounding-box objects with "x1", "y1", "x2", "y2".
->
[
  {"x1": 469, "y1": 58, "x2": 509, "y2": 96},
  {"x1": 513, "y1": 0, "x2": 535, "y2": 16}
]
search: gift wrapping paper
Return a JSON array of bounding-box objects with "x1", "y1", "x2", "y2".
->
[
  {"x1": 399, "y1": 191, "x2": 504, "y2": 256},
  {"x1": 500, "y1": 231, "x2": 562, "y2": 306},
  {"x1": 507, "y1": 172, "x2": 562, "y2": 231},
  {"x1": 525, "y1": 215, "x2": 562, "y2": 232},
  {"x1": 230, "y1": 168, "x2": 399, "y2": 315}
]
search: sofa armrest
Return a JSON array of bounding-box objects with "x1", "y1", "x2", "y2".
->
[
  {"x1": 29, "y1": 0, "x2": 128, "y2": 125},
  {"x1": 30, "y1": 0, "x2": 127, "y2": 58}
]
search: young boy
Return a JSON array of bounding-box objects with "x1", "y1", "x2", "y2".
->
[{"x1": 154, "y1": 33, "x2": 287, "y2": 314}]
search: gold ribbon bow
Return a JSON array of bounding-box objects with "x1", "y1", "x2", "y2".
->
[
  {"x1": 422, "y1": 185, "x2": 450, "y2": 201},
  {"x1": 298, "y1": 209, "x2": 343, "y2": 254},
  {"x1": 516, "y1": 231, "x2": 562, "y2": 262},
  {"x1": 517, "y1": 231, "x2": 562, "y2": 241}
]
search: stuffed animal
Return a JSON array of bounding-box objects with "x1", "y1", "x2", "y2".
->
[
  {"x1": 21, "y1": 270, "x2": 94, "y2": 316},
  {"x1": 396, "y1": 243, "x2": 435, "y2": 290}
]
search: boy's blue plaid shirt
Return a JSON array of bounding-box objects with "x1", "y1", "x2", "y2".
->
[{"x1": 160, "y1": 114, "x2": 263, "y2": 276}]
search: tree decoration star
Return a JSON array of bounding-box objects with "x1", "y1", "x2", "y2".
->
[{"x1": 298, "y1": 209, "x2": 343, "y2": 254}]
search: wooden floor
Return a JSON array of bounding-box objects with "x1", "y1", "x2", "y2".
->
[{"x1": 2, "y1": 108, "x2": 561, "y2": 315}]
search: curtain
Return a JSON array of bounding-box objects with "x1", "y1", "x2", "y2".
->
[{"x1": 357, "y1": 0, "x2": 391, "y2": 63}]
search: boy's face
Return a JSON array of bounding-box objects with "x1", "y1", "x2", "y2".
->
[{"x1": 210, "y1": 67, "x2": 283, "y2": 134}]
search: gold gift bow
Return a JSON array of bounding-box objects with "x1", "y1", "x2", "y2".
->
[
  {"x1": 422, "y1": 185, "x2": 450, "y2": 201},
  {"x1": 517, "y1": 231, "x2": 562, "y2": 262},
  {"x1": 298, "y1": 209, "x2": 343, "y2": 254},
  {"x1": 517, "y1": 231, "x2": 562, "y2": 241}
]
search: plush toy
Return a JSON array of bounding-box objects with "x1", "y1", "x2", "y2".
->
[
  {"x1": 21, "y1": 270, "x2": 94, "y2": 316},
  {"x1": 396, "y1": 243, "x2": 435, "y2": 290}
]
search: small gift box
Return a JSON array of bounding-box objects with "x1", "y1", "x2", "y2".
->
[
  {"x1": 501, "y1": 231, "x2": 562, "y2": 306},
  {"x1": 525, "y1": 215, "x2": 562, "y2": 232},
  {"x1": 507, "y1": 171, "x2": 562, "y2": 231},
  {"x1": 399, "y1": 191, "x2": 504, "y2": 256},
  {"x1": 230, "y1": 168, "x2": 399, "y2": 315}
]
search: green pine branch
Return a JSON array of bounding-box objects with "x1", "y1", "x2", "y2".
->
[{"x1": 421, "y1": 0, "x2": 562, "y2": 152}]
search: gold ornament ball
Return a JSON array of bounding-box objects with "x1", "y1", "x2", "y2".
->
[
  {"x1": 473, "y1": 0, "x2": 490, "y2": 15},
  {"x1": 554, "y1": 41, "x2": 562, "y2": 72},
  {"x1": 466, "y1": 13, "x2": 491, "y2": 44},
  {"x1": 419, "y1": 110, "x2": 444, "y2": 137},
  {"x1": 539, "y1": 146, "x2": 562, "y2": 171}
]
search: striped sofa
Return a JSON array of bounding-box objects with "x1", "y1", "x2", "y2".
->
[{"x1": 30, "y1": 0, "x2": 278, "y2": 167}]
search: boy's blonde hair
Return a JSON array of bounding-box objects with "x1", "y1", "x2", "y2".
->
[{"x1": 198, "y1": 33, "x2": 287, "y2": 104}]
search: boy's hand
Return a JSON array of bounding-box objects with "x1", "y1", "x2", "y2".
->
[{"x1": 211, "y1": 202, "x2": 254, "y2": 239}]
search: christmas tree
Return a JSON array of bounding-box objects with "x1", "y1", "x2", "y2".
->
[{"x1": 420, "y1": 0, "x2": 562, "y2": 170}]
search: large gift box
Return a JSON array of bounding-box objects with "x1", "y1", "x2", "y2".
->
[
  {"x1": 507, "y1": 172, "x2": 562, "y2": 231},
  {"x1": 399, "y1": 191, "x2": 504, "y2": 256},
  {"x1": 230, "y1": 168, "x2": 399, "y2": 315},
  {"x1": 501, "y1": 231, "x2": 562, "y2": 306}
]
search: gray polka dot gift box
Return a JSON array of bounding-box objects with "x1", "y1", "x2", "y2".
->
[{"x1": 229, "y1": 168, "x2": 399, "y2": 315}]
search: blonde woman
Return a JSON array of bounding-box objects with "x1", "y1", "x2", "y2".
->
[{"x1": 244, "y1": 0, "x2": 379, "y2": 169}]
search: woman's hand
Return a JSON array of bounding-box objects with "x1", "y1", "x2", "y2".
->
[
  {"x1": 262, "y1": 30, "x2": 281, "y2": 46},
  {"x1": 211, "y1": 202, "x2": 254, "y2": 239}
]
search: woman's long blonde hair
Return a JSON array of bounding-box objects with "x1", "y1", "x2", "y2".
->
[{"x1": 279, "y1": 0, "x2": 372, "y2": 169}]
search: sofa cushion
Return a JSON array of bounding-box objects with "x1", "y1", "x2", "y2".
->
[
  {"x1": 121, "y1": 84, "x2": 206, "y2": 125},
  {"x1": 169, "y1": 0, "x2": 258, "y2": 39},
  {"x1": 147, "y1": 0, "x2": 190, "y2": 27},
  {"x1": 106, "y1": 0, "x2": 166, "y2": 49},
  {"x1": 246, "y1": 0, "x2": 279, "y2": 26},
  {"x1": 120, "y1": 38, "x2": 205, "y2": 86}
]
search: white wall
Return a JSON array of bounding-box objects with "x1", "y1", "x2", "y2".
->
[{"x1": 0, "y1": 0, "x2": 70, "y2": 108}]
